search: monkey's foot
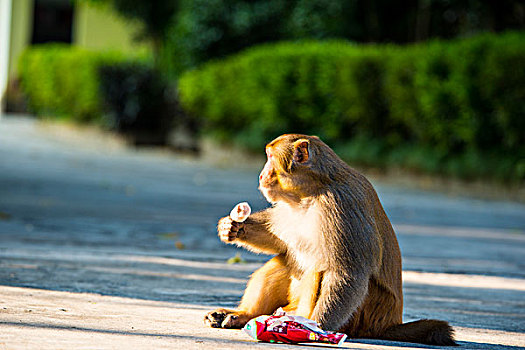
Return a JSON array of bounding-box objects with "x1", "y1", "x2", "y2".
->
[{"x1": 204, "y1": 309, "x2": 252, "y2": 328}]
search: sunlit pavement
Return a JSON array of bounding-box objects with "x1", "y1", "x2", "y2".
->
[{"x1": 0, "y1": 116, "x2": 524, "y2": 349}]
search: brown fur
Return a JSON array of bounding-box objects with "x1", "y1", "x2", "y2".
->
[{"x1": 205, "y1": 134, "x2": 456, "y2": 346}]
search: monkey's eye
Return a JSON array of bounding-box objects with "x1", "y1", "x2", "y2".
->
[{"x1": 259, "y1": 159, "x2": 276, "y2": 183}]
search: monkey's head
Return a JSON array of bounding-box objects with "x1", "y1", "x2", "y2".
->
[{"x1": 259, "y1": 134, "x2": 342, "y2": 204}]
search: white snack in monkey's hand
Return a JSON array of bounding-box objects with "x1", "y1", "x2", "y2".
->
[{"x1": 230, "y1": 202, "x2": 252, "y2": 222}]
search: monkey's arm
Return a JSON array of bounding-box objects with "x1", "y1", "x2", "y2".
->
[
  {"x1": 311, "y1": 269, "x2": 370, "y2": 331},
  {"x1": 310, "y1": 213, "x2": 380, "y2": 331},
  {"x1": 218, "y1": 209, "x2": 286, "y2": 255}
]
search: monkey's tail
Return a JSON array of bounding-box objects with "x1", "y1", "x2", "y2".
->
[{"x1": 380, "y1": 319, "x2": 457, "y2": 346}]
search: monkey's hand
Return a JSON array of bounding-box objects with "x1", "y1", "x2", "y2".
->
[{"x1": 217, "y1": 216, "x2": 245, "y2": 243}]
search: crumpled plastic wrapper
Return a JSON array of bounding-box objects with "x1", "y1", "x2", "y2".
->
[
  {"x1": 230, "y1": 202, "x2": 251, "y2": 222},
  {"x1": 243, "y1": 308, "x2": 347, "y2": 346}
]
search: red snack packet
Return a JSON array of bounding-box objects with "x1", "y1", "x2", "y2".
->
[{"x1": 243, "y1": 308, "x2": 347, "y2": 346}]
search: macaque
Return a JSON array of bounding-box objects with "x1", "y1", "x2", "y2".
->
[{"x1": 205, "y1": 134, "x2": 455, "y2": 346}]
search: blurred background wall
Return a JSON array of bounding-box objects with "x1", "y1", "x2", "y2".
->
[{"x1": 4, "y1": 0, "x2": 148, "y2": 84}]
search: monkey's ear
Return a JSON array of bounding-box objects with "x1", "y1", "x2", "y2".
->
[{"x1": 292, "y1": 140, "x2": 309, "y2": 164}]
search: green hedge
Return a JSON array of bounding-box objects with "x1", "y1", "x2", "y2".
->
[
  {"x1": 179, "y1": 32, "x2": 525, "y2": 182},
  {"x1": 18, "y1": 44, "x2": 139, "y2": 124}
]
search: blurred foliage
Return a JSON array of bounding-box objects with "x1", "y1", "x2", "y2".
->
[
  {"x1": 78, "y1": 0, "x2": 523, "y2": 78},
  {"x1": 164, "y1": 0, "x2": 524, "y2": 76},
  {"x1": 18, "y1": 44, "x2": 195, "y2": 146},
  {"x1": 227, "y1": 253, "x2": 247, "y2": 264},
  {"x1": 17, "y1": 2, "x2": 524, "y2": 182},
  {"x1": 98, "y1": 62, "x2": 178, "y2": 145},
  {"x1": 178, "y1": 32, "x2": 525, "y2": 182},
  {"x1": 18, "y1": 44, "x2": 130, "y2": 124}
]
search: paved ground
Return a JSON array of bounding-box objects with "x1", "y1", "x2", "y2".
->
[{"x1": 0, "y1": 116, "x2": 524, "y2": 349}]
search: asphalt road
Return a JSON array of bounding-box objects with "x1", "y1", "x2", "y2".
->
[{"x1": 0, "y1": 116, "x2": 524, "y2": 349}]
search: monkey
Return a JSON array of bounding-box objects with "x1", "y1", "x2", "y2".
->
[{"x1": 204, "y1": 134, "x2": 456, "y2": 346}]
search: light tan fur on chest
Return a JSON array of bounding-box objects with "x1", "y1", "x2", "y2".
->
[{"x1": 270, "y1": 202, "x2": 326, "y2": 272}]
